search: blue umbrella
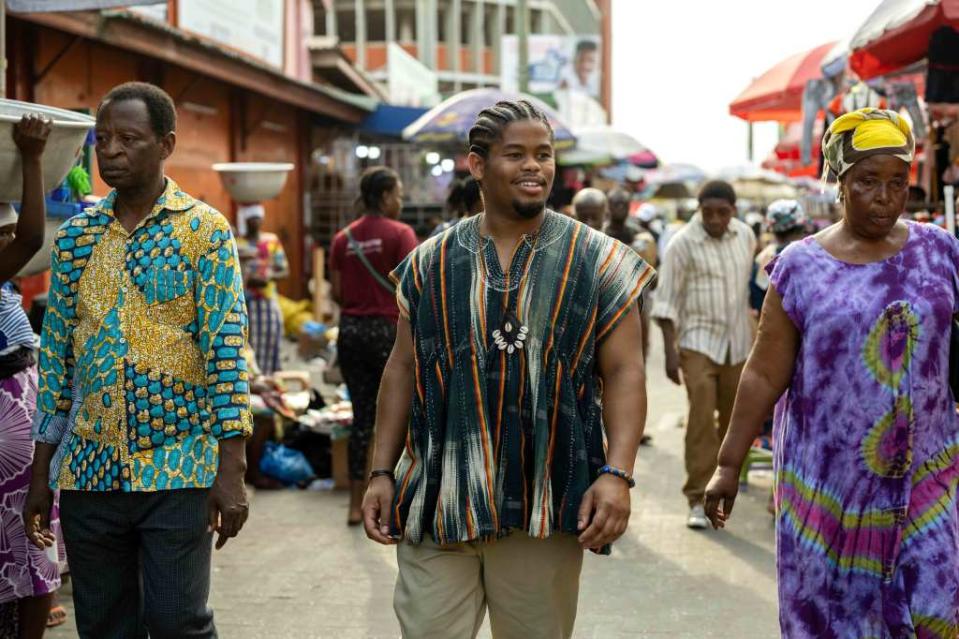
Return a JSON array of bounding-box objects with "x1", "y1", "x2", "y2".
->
[{"x1": 402, "y1": 88, "x2": 575, "y2": 149}]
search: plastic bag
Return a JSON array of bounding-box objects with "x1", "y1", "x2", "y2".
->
[{"x1": 260, "y1": 442, "x2": 316, "y2": 485}]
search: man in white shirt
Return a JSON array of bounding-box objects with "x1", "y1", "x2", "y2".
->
[{"x1": 651, "y1": 180, "x2": 755, "y2": 529}]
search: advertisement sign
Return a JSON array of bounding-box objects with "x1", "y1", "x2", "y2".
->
[
  {"x1": 500, "y1": 34, "x2": 602, "y2": 99},
  {"x1": 179, "y1": 0, "x2": 285, "y2": 68},
  {"x1": 386, "y1": 43, "x2": 441, "y2": 108}
]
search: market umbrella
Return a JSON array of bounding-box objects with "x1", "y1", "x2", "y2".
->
[
  {"x1": 402, "y1": 88, "x2": 575, "y2": 149},
  {"x1": 558, "y1": 126, "x2": 658, "y2": 167},
  {"x1": 642, "y1": 163, "x2": 706, "y2": 185},
  {"x1": 645, "y1": 182, "x2": 693, "y2": 200},
  {"x1": 848, "y1": 0, "x2": 959, "y2": 80},
  {"x1": 729, "y1": 41, "x2": 837, "y2": 122},
  {"x1": 717, "y1": 165, "x2": 798, "y2": 202}
]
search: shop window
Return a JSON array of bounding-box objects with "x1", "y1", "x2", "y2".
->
[
  {"x1": 396, "y1": 8, "x2": 416, "y2": 42},
  {"x1": 504, "y1": 6, "x2": 514, "y2": 34},
  {"x1": 530, "y1": 8, "x2": 544, "y2": 34},
  {"x1": 436, "y1": 7, "x2": 446, "y2": 42},
  {"x1": 367, "y1": 9, "x2": 386, "y2": 41},
  {"x1": 337, "y1": 9, "x2": 356, "y2": 41},
  {"x1": 313, "y1": 1, "x2": 327, "y2": 35},
  {"x1": 460, "y1": 8, "x2": 471, "y2": 45},
  {"x1": 483, "y1": 5, "x2": 497, "y2": 46}
]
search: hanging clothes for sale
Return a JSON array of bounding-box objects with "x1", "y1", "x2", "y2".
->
[
  {"x1": 801, "y1": 78, "x2": 836, "y2": 165},
  {"x1": 926, "y1": 26, "x2": 959, "y2": 104},
  {"x1": 841, "y1": 82, "x2": 886, "y2": 113},
  {"x1": 888, "y1": 81, "x2": 926, "y2": 139}
]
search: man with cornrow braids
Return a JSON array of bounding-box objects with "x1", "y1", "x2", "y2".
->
[{"x1": 362, "y1": 99, "x2": 655, "y2": 638}]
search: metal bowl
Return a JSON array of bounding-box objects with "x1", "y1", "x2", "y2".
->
[
  {"x1": 0, "y1": 99, "x2": 95, "y2": 202},
  {"x1": 212, "y1": 162, "x2": 295, "y2": 203}
]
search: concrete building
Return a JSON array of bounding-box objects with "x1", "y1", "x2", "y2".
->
[{"x1": 313, "y1": 0, "x2": 611, "y2": 112}]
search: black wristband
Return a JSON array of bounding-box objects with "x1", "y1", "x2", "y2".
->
[{"x1": 369, "y1": 469, "x2": 395, "y2": 481}]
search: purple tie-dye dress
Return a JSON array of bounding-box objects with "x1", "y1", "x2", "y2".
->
[{"x1": 767, "y1": 221, "x2": 959, "y2": 638}]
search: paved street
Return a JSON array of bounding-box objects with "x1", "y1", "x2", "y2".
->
[{"x1": 49, "y1": 331, "x2": 780, "y2": 638}]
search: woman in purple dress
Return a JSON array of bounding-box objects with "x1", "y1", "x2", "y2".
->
[
  {"x1": 705, "y1": 108, "x2": 959, "y2": 637},
  {"x1": 0, "y1": 115, "x2": 56, "y2": 639}
]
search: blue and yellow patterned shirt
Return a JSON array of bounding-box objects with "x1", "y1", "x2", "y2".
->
[{"x1": 32, "y1": 178, "x2": 253, "y2": 491}]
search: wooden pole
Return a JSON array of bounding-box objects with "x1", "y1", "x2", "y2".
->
[{"x1": 312, "y1": 246, "x2": 325, "y2": 321}]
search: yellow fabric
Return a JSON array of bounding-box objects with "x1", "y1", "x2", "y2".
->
[
  {"x1": 831, "y1": 109, "x2": 911, "y2": 152},
  {"x1": 822, "y1": 108, "x2": 915, "y2": 178}
]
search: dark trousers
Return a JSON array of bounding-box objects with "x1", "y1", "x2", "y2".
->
[
  {"x1": 338, "y1": 314, "x2": 396, "y2": 480},
  {"x1": 59, "y1": 488, "x2": 216, "y2": 639}
]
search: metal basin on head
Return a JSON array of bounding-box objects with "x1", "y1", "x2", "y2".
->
[
  {"x1": 212, "y1": 162, "x2": 295, "y2": 203},
  {"x1": 0, "y1": 99, "x2": 95, "y2": 202}
]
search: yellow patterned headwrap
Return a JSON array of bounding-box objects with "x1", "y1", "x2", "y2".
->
[{"x1": 821, "y1": 108, "x2": 915, "y2": 179}]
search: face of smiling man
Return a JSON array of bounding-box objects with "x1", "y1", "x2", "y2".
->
[{"x1": 469, "y1": 119, "x2": 556, "y2": 221}]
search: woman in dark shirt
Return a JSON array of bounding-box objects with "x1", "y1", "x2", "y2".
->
[{"x1": 329, "y1": 167, "x2": 417, "y2": 525}]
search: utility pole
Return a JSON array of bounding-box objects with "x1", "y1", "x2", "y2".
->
[{"x1": 517, "y1": 0, "x2": 529, "y2": 93}]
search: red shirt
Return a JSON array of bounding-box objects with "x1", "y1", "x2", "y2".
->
[{"x1": 330, "y1": 215, "x2": 418, "y2": 321}]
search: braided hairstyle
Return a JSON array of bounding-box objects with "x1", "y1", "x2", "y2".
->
[
  {"x1": 356, "y1": 166, "x2": 399, "y2": 214},
  {"x1": 468, "y1": 100, "x2": 554, "y2": 159}
]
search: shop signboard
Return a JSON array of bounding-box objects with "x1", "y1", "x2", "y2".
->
[
  {"x1": 386, "y1": 43, "x2": 441, "y2": 108},
  {"x1": 178, "y1": 0, "x2": 285, "y2": 69},
  {"x1": 500, "y1": 34, "x2": 602, "y2": 99}
]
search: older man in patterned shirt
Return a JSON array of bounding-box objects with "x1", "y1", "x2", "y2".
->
[
  {"x1": 23, "y1": 82, "x2": 251, "y2": 638},
  {"x1": 652, "y1": 180, "x2": 755, "y2": 530}
]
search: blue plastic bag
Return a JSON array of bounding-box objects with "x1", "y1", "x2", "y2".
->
[{"x1": 260, "y1": 442, "x2": 316, "y2": 485}]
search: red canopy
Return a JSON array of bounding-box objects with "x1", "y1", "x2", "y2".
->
[
  {"x1": 849, "y1": 0, "x2": 959, "y2": 80},
  {"x1": 729, "y1": 42, "x2": 837, "y2": 123}
]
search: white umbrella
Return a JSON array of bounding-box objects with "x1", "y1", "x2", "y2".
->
[{"x1": 572, "y1": 126, "x2": 651, "y2": 159}]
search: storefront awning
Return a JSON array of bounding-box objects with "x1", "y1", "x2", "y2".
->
[
  {"x1": 16, "y1": 9, "x2": 372, "y2": 123},
  {"x1": 360, "y1": 104, "x2": 429, "y2": 138}
]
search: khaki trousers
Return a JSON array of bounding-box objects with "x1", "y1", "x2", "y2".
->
[
  {"x1": 680, "y1": 348, "x2": 744, "y2": 506},
  {"x1": 394, "y1": 532, "x2": 583, "y2": 639}
]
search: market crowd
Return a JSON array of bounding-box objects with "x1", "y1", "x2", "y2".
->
[{"x1": 0, "y1": 80, "x2": 958, "y2": 639}]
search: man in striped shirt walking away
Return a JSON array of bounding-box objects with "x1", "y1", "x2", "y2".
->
[
  {"x1": 651, "y1": 180, "x2": 755, "y2": 530},
  {"x1": 361, "y1": 99, "x2": 654, "y2": 638}
]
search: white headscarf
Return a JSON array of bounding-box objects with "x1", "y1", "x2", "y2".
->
[{"x1": 236, "y1": 203, "x2": 265, "y2": 237}]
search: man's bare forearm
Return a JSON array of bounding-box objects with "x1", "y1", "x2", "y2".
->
[
  {"x1": 30, "y1": 442, "x2": 56, "y2": 485},
  {"x1": 602, "y1": 363, "x2": 646, "y2": 471},
  {"x1": 598, "y1": 307, "x2": 647, "y2": 472},
  {"x1": 369, "y1": 354, "x2": 414, "y2": 472},
  {"x1": 657, "y1": 318, "x2": 676, "y2": 353},
  {"x1": 217, "y1": 437, "x2": 247, "y2": 477}
]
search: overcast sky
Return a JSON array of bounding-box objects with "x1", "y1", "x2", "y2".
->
[{"x1": 611, "y1": 0, "x2": 880, "y2": 173}]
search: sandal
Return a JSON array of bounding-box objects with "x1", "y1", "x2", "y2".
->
[{"x1": 47, "y1": 605, "x2": 67, "y2": 628}]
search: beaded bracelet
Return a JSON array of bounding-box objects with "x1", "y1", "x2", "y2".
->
[{"x1": 598, "y1": 464, "x2": 636, "y2": 488}]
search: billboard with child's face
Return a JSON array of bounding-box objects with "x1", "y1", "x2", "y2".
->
[{"x1": 500, "y1": 35, "x2": 602, "y2": 99}]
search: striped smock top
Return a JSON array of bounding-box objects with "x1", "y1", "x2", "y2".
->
[{"x1": 389, "y1": 210, "x2": 655, "y2": 546}]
